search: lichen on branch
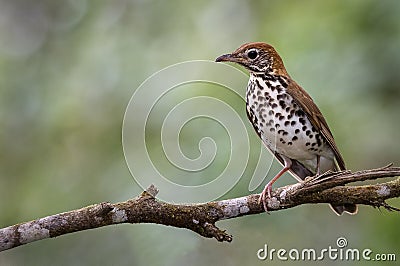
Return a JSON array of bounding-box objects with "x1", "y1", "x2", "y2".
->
[{"x1": 1, "y1": 165, "x2": 400, "y2": 252}]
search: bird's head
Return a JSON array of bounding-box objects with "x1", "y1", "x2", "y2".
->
[{"x1": 215, "y1": 42, "x2": 287, "y2": 75}]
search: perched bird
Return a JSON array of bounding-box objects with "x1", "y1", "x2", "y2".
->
[{"x1": 216, "y1": 42, "x2": 357, "y2": 215}]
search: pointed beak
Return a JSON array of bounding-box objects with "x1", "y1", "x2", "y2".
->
[{"x1": 215, "y1": 53, "x2": 233, "y2": 62}]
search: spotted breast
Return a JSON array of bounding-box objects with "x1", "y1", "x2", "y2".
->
[{"x1": 246, "y1": 73, "x2": 335, "y2": 174}]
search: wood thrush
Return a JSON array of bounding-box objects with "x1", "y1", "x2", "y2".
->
[{"x1": 216, "y1": 42, "x2": 357, "y2": 215}]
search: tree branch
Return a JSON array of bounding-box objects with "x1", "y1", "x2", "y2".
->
[{"x1": 1, "y1": 165, "x2": 400, "y2": 251}]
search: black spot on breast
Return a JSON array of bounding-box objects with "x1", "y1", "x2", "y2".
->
[
  {"x1": 287, "y1": 141, "x2": 293, "y2": 146},
  {"x1": 317, "y1": 139, "x2": 322, "y2": 146},
  {"x1": 277, "y1": 94, "x2": 285, "y2": 100},
  {"x1": 246, "y1": 107, "x2": 262, "y2": 139},
  {"x1": 290, "y1": 121, "x2": 296, "y2": 126},
  {"x1": 268, "y1": 110, "x2": 274, "y2": 115},
  {"x1": 275, "y1": 124, "x2": 280, "y2": 129},
  {"x1": 302, "y1": 126, "x2": 307, "y2": 131},
  {"x1": 248, "y1": 82, "x2": 256, "y2": 94},
  {"x1": 306, "y1": 130, "x2": 311, "y2": 136},
  {"x1": 275, "y1": 112, "x2": 281, "y2": 118},
  {"x1": 295, "y1": 129, "x2": 300, "y2": 134},
  {"x1": 278, "y1": 76, "x2": 288, "y2": 87},
  {"x1": 296, "y1": 110, "x2": 305, "y2": 117},
  {"x1": 282, "y1": 131, "x2": 288, "y2": 136},
  {"x1": 316, "y1": 134, "x2": 322, "y2": 146},
  {"x1": 270, "y1": 127, "x2": 275, "y2": 132},
  {"x1": 292, "y1": 136, "x2": 298, "y2": 141},
  {"x1": 299, "y1": 117, "x2": 306, "y2": 125},
  {"x1": 279, "y1": 100, "x2": 286, "y2": 109},
  {"x1": 267, "y1": 74, "x2": 277, "y2": 82},
  {"x1": 305, "y1": 142, "x2": 310, "y2": 146},
  {"x1": 284, "y1": 121, "x2": 290, "y2": 126}
]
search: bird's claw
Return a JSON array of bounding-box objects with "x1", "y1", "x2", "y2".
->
[{"x1": 258, "y1": 185, "x2": 272, "y2": 213}]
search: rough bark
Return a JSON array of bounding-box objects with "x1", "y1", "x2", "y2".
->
[{"x1": 1, "y1": 165, "x2": 400, "y2": 252}]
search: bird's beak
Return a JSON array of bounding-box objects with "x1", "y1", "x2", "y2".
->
[
  {"x1": 216, "y1": 52, "x2": 246, "y2": 66},
  {"x1": 215, "y1": 53, "x2": 244, "y2": 65},
  {"x1": 215, "y1": 53, "x2": 234, "y2": 62}
]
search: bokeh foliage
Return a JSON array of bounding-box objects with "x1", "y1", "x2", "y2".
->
[{"x1": 1, "y1": 1, "x2": 399, "y2": 265}]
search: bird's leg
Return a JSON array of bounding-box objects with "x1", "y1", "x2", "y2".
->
[{"x1": 259, "y1": 157, "x2": 292, "y2": 212}]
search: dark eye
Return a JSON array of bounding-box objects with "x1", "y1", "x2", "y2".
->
[{"x1": 247, "y1": 49, "x2": 258, "y2": 59}]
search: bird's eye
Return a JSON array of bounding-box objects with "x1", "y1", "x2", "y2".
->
[{"x1": 247, "y1": 49, "x2": 258, "y2": 60}]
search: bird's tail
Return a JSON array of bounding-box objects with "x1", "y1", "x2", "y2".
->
[
  {"x1": 329, "y1": 204, "x2": 358, "y2": 215},
  {"x1": 328, "y1": 163, "x2": 358, "y2": 215}
]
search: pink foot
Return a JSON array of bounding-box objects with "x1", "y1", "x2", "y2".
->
[
  {"x1": 257, "y1": 156, "x2": 292, "y2": 213},
  {"x1": 258, "y1": 184, "x2": 272, "y2": 212}
]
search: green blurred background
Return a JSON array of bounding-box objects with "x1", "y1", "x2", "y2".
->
[{"x1": 1, "y1": 0, "x2": 400, "y2": 265}]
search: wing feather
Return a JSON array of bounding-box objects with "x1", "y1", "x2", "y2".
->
[{"x1": 286, "y1": 80, "x2": 346, "y2": 170}]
